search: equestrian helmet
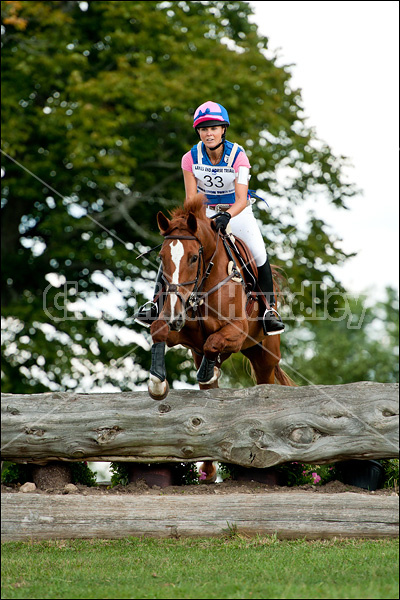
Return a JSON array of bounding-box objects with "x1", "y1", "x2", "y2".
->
[{"x1": 193, "y1": 101, "x2": 230, "y2": 129}]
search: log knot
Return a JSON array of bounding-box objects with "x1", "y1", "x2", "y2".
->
[
  {"x1": 95, "y1": 426, "x2": 122, "y2": 444},
  {"x1": 289, "y1": 426, "x2": 318, "y2": 446},
  {"x1": 382, "y1": 409, "x2": 397, "y2": 417},
  {"x1": 249, "y1": 428, "x2": 264, "y2": 440},
  {"x1": 181, "y1": 446, "x2": 194, "y2": 457},
  {"x1": 24, "y1": 427, "x2": 45, "y2": 437},
  {"x1": 72, "y1": 449, "x2": 86, "y2": 458}
]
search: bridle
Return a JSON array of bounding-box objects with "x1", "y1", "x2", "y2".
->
[
  {"x1": 161, "y1": 230, "x2": 242, "y2": 316},
  {"x1": 162, "y1": 233, "x2": 206, "y2": 312}
]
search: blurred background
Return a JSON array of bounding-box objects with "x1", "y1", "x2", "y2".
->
[
  {"x1": 2, "y1": 1, "x2": 398, "y2": 478},
  {"x1": 249, "y1": 1, "x2": 399, "y2": 299}
]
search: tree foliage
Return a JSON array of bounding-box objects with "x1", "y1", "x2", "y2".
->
[
  {"x1": 284, "y1": 286, "x2": 399, "y2": 385},
  {"x1": 2, "y1": 0, "x2": 379, "y2": 394}
]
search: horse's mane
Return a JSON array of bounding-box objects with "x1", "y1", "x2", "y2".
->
[{"x1": 169, "y1": 193, "x2": 207, "y2": 222}]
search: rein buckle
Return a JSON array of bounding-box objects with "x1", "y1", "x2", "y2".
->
[{"x1": 188, "y1": 293, "x2": 203, "y2": 311}]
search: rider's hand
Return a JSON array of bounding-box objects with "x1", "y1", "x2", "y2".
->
[{"x1": 213, "y1": 212, "x2": 231, "y2": 233}]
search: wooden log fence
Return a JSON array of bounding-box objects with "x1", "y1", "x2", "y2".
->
[
  {"x1": 1, "y1": 382, "x2": 398, "y2": 466},
  {"x1": 1, "y1": 382, "x2": 398, "y2": 541}
]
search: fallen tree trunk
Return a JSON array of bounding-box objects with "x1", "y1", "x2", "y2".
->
[
  {"x1": 1, "y1": 382, "x2": 398, "y2": 467},
  {"x1": 1, "y1": 492, "x2": 398, "y2": 541}
]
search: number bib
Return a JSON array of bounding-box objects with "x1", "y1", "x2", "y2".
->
[{"x1": 192, "y1": 164, "x2": 236, "y2": 201}]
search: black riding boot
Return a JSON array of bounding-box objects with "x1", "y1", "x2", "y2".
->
[
  {"x1": 257, "y1": 259, "x2": 285, "y2": 336},
  {"x1": 134, "y1": 265, "x2": 164, "y2": 327}
]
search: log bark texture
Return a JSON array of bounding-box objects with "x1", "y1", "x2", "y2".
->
[
  {"x1": 1, "y1": 382, "x2": 398, "y2": 466},
  {"x1": 1, "y1": 492, "x2": 398, "y2": 541}
]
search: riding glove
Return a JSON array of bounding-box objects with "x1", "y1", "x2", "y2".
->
[{"x1": 213, "y1": 211, "x2": 231, "y2": 233}]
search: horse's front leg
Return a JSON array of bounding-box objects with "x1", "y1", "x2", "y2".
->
[
  {"x1": 148, "y1": 319, "x2": 170, "y2": 400},
  {"x1": 200, "y1": 322, "x2": 247, "y2": 384},
  {"x1": 191, "y1": 350, "x2": 220, "y2": 389},
  {"x1": 196, "y1": 354, "x2": 221, "y2": 385}
]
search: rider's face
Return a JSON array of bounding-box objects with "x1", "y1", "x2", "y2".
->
[{"x1": 198, "y1": 126, "x2": 224, "y2": 149}]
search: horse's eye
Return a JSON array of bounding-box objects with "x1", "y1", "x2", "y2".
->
[{"x1": 190, "y1": 255, "x2": 198, "y2": 264}]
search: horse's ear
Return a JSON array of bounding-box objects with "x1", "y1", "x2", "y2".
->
[
  {"x1": 157, "y1": 211, "x2": 170, "y2": 234},
  {"x1": 187, "y1": 212, "x2": 197, "y2": 234}
]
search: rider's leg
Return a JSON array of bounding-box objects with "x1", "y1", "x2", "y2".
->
[
  {"x1": 134, "y1": 265, "x2": 164, "y2": 327},
  {"x1": 225, "y1": 206, "x2": 284, "y2": 336},
  {"x1": 257, "y1": 258, "x2": 285, "y2": 335}
]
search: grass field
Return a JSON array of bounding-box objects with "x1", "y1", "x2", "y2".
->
[{"x1": 1, "y1": 536, "x2": 398, "y2": 599}]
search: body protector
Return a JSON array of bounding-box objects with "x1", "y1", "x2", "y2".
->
[{"x1": 190, "y1": 140, "x2": 244, "y2": 204}]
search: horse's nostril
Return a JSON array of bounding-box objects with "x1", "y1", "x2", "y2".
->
[{"x1": 170, "y1": 315, "x2": 184, "y2": 331}]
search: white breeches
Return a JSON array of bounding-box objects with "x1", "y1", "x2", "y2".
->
[{"x1": 206, "y1": 205, "x2": 267, "y2": 267}]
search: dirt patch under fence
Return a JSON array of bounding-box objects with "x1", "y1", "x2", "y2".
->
[{"x1": 2, "y1": 479, "x2": 398, "y2": 497}]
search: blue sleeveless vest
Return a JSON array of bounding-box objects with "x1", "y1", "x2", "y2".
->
[{"x1": 190, "y1": 140, "x2": 243, "y2": 204}]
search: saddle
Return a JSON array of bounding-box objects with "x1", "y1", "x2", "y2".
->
[{"x1": 222, "y1": 233, "x2": 268, "y2": 315}]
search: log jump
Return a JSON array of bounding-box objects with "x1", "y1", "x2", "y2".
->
[
  {"x1": 1, "y1": 382, "x2": 398, "y2": 465},
  {"x1": 1, "y1": 382, "x2": 398, "y2": 541}
]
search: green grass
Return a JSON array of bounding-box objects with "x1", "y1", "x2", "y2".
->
[{"x1": 1, "y1": 536, "x2": 398, "y2": 599}]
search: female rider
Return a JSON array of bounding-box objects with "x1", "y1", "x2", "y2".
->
[{"x1": 135, "y1": 100, "x2": 284, "y2": 335}]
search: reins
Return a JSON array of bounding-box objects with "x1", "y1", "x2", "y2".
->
[{"x1": 160, "y1": 230, "x2": 244, "y2": 317}]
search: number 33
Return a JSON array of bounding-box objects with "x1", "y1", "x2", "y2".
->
[{"x1": 204, "y1": 175, "x2": 224, "y2": 188}]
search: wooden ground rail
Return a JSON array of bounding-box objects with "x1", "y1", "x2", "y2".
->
[{"x1": 1, "y1": 492, "x2": 398, "y2": 541}]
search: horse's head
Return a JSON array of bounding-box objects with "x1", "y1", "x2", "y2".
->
[{"x1": 156, "y1": 194, "x2": 213, "y2": 332}]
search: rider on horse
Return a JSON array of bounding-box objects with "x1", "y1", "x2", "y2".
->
[{"x1": 135, "y1": 101, "x2": 284, "y2": 335}]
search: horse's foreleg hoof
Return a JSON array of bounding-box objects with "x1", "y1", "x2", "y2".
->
[
  {"x1": 197, "y1": 356, "x2": 220, "y2": 384},
  {"x1": 148, "y1": 342, "x2": 168, "y2": 399},
  {"x1": 148, "y1": 375, "x2": 169, "y2": 401},
  {"x1": 199, "y1": 366, "x2": 220, "y2": 386}
]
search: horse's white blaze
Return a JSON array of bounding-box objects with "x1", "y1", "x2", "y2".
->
[{"x1": 169, "y1": 240, "x2": 184, "y2": 319}]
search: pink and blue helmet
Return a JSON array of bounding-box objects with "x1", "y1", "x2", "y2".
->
[{"x1": 193, "y1": 101, "x2": 230, "y2": 129}]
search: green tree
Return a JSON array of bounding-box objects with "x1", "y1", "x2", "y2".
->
[
  {"x1": 219, "y1": 287, "x2": 399, "y2": 387},
  {"x1": 1, "y1": 0, "x2": 357, "y2": 393},
  {"x1": 284, "y1": 287, "x2": 399, "y2": 385}
]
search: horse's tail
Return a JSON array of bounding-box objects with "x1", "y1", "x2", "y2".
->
[{"x1": 274, "y1": 364, "x2": 297, "y2": 387}]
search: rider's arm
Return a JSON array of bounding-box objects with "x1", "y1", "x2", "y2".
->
[
  {"x1": 227, "y1": 178, "x2": 248, "y2": 218},
  {"x1": 227, "y1": 157, "x2": 250, "y2": 218},
  {"x1": 183, "y1": 169, "x2": 198, "y2": 202}
]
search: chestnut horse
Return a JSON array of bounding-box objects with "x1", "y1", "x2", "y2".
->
[{"x1": 148, "y1": 194, "x2": 294, "y2": 481}]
